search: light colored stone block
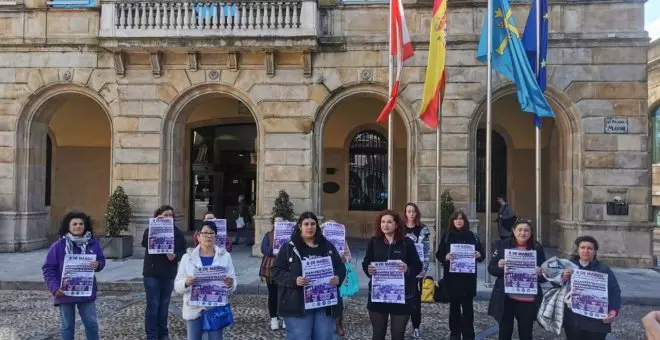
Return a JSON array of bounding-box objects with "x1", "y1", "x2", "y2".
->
[
  {"x1": 263, "y1": 182, "x2": 310, "y2": 198},
  {"x1": 584, "y1": 169, "x2": 648, "y2": 186},
  {"x1": 114, "y1": 148, "x2": 160, "y2": 164},
  {"x1": 264, "y1": 134, "x2": 311, "y2": 150},
  {"x1": 116, "y1": 133, "x2": 161, "y2": 148},
  {"x1": 138, "y1": 118, "x2": 162, "y2": 132},
  {"x1": 249, "y1": 84, "x2": 308, "y2": 104},
  {"x1": 116, "y1": 180, "x2": 159, "y2": 196},
  {"x1": 264, "y1": 165, "x2": 312, "y2": 182}
]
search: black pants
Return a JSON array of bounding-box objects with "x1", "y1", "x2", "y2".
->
[
  {"x1": 369, "y1": 311, "x2": 409, "y2": 340},
  {"x1": 409, "y1": 278, "x2": 422, "y2": 329},
  {"x1": 266, "y1": 282, "x2": 278, "y2": 318},
  {"x1": 449, "y1": 297, "x2": 475, "y2": 339},
  {"x1": 498, "y1": 298, "x2": 536, "y2": 340},
  {"x1": 564, "y1": 325, "x2": 607, "y2": 340}
]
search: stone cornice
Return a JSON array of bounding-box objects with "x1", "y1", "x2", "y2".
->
[{"x1": 320, "y1": 0, "x2": 646, "y2": 9}]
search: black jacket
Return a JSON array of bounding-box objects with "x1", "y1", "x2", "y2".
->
[
  {"x1": 487, "y1": 238, "x2": 546, "y2": 322},
  {"x1": 141, "y1": 225, "x2": 187, "y2": 279},
  {"x1": 563, "y1": 258, "x2": 622, "y2": 334},
  {"x1": 361, "y1": 236, "x2": 422, "y2": 315},
  {"x1": 271, "y1": 236, "x2": 346, "y2": 318},
  {"x1": 435, "y1": 228, "x2": 485, "y2": 299}
]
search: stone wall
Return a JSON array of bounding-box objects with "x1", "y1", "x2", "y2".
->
[
  {"x1": 0, "y1": 0, "x2": 655, "y2": 266},
  {"x1": 649, "y1": 39, "x2": 660, "y2": 262}
]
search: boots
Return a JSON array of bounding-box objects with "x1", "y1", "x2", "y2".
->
[{"x1": 336, "y1": 316, "x2": 345, "y2": 336}]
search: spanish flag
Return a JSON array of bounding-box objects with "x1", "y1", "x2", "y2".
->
[{"x1": 419, "y1": 0, "x2": 448, "y2": 129}]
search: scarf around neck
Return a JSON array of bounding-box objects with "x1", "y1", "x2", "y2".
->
[{"x1": 64, "y1": 232, "x2": 92, "y2": 254}]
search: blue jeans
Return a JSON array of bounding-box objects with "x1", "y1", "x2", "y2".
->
[
  {"x1": 186, "y1": 317, "x2": 224, "y2": 340},
  {"x1": 144, "y1": 276, "x2": 174, "y2": 340},
  {"x1": 59, "y1": 301, "x2": 99, "y2": 340},
  {"x1": 284, "y1": 308, "x2": 337, "y2": 340}
]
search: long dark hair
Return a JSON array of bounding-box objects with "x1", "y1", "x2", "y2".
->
[
  {"x1": 447, "y1": 210, "x2": 470, "y2": 232},
  {"x1": 404, "y1": 202, "x2": 422, "y2": 227},
  {"x1": 153, "y1": 205, "x2": 174, "y2": 218},
  {"x1": 374, "y1": 210, "x2": 406, "y2": 242},
  {"x1": 59, "y1": 211, "x2": 94, "y2": 237},
  {"x1": 291, "y1": 211, "x2": 324, "y2": 247}
]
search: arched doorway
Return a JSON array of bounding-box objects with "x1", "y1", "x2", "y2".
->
[
  {"x1": 15, "y1": 86, "x2": 112, "y2": 246},
  {"x1": 162, "y1": 85, "x2": 261, "y2": 233},
  {"x1": 315, "y1": 90, "x2": 413, "y2": 238},
  {"x1": 469, "y1": 86, "x2": 582, "y2": 249}
]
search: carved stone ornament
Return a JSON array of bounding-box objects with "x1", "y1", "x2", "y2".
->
[
  {"x1": 360, "y1": 69, "x2": 373, "y2": 82},
  {"x1": 303, "y1": 51, "x2": 312, "y2": 78},
  {"x1": 188, "y1": 51, "x2": 199, "y2": 71},
  {"x1": 151, "y1": 52, "x2": 163, "y2": 77},
  {"x1": 113, "y1": 51, "x2": 126, "y2": 77},
  {"x1": 265, "y1": 51, "x2": 275, "y2": 77},
  {"x1": 229, "y1": 52, "x2": 239, "y2": 71},
  {"x1": 63, "y1": 70, "x2": 72, "y2": 81},
  {"x1": 208, "y1": 70, "x2": 219, "y2": 80}
]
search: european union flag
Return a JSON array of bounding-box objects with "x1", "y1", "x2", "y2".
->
[
  {"x1": 522, "y1": 0, "x2": 549, "y2": 128},
  {"x1": 476, "y1": 0, "x2": 554, "y2": 122}
]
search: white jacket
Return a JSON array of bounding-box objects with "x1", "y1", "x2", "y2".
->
[{"x1": 174, "y1": 246, "x2": 238, "y2": 320}]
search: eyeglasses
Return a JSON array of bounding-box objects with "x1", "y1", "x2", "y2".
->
[{"x1": 199, "y1": 232, "x2": 215, "y2": 237}]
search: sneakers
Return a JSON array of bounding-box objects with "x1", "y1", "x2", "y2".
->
[
  {"x1": 282, "y1": 319, "x2": 286, "y2": 329},
  {"x1": 413, "y1": 328, "x2": 421, "y2": 339},
  {"x1": 270, "y1": 317, "x2": 279, "y2": 330}
]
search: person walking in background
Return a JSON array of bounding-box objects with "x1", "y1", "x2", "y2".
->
[
  {"x1": 142, "y1": 205, "x2": 187, "y2": 340},
  {"x1": 363, "y1": 210, "x2": 422, "y2": 340},
  {"x1": 260, "y1": 217, "x2": 284, "y2": 331},
  {"x1": 561, "y1": 236, "x2": 621, "y2": 340},
  {"x1": 194, "y1": 212, "x2": 232, "y2": 253},
  {"x1": 174, "y1": 220, "x2": 237, "y2": 340},
  {"x1": 487, "y1": 219, "x2": 546, "y2": 340},
  {"x1": 320, "y1": 220, "x2": 353, "y2": 337},
  {"x1": 496, "y1": 195, "x2": 516, "y2": 240},
  {"x1": 42, "y1": 211, "x2": 106, "y2": 340},
  {"x1": 435, "y1": 211, "x2": 484, "y2": 340},
  {"x1": 271, "y1": 212, "x2": 346, "y2": 340},
  {"x1": 402, "y1": 202, "x2": 431, "y2": 339},
  {"x1": 233, "y1": 194, "x2": 252, "y2": 246}
]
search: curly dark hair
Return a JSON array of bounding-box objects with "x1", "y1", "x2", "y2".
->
[
  {"x1": 58, "y1": 211, "x2": 94, "y2": 237},
  {"x1": 153, "y1": 205, "x2": 174, "y2": 218}
]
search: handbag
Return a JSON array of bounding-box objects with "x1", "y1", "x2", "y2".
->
[
  {"x1": 339, "y1": 262, "x2": 359, "y2": 298},
  {"x1": 201, "y1": 304, "x2": 234, "y2": 332},
  {"x1": 259, "y1": 255, "x2": 274, "y2": 278},
  {"x1": 235, "y1": 217, "x2": 245, "y2": 229},
  {"x1": 421, "y1": 276, "x2": 435, "y2": 303}
]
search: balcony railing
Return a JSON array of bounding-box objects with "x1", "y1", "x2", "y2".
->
[{"x1": 99, "y1": 0, "x2": 318, "y2": 39}]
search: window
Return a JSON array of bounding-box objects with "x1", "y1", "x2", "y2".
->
[
  {"x1": 476, "y1": 129, "x2": 507, "y2": 213},
  {"x1": 653, "y1": 106, "x2": 660, "y2": 163},
  {"x1": 45, "y1": 135, "x2": 52, "y2": 207},
  {"x1": 348, "y1": 130, "x2": 387, "y2": 211},
  {"x1": 48, "y1": 0, "x2": 94, "y2": 8}
]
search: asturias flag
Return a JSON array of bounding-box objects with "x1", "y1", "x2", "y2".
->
[
  {"x1": 376, "y1": 0, "x2": 414, "y2": 123},
  {"x1": 521, "y1": 0, "x2": 550, "y2": 128},
  {"x1": 418, "y1": 0, "x2": 448, "y2": 129},
  {"x1": 476, "y1": 0, "x2": 554, "y2": 119}
]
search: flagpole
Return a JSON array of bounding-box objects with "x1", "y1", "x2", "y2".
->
[
  {"x1": 387, "y1": 0, "x2": 394, "y2": 210},
  {"x1": 534, "y1": 0, "x2": 542, "y2": 245},
  {"x1": 435, "y1": 99, "x2": 442, "y2": 281},
  {"x1": 484, "y1": 0, "x2": 493, "y2": 287}
]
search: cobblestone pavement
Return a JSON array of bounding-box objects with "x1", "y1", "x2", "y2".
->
[{"x1": 0, "y1": 290, "x2": 654, "y2": 340}]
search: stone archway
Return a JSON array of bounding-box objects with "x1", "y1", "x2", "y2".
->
[
  {"x1": 13, "y1": 84, "x2": 113, "y2": 250},
  {"x1": 467, "y1": 84, "x2": 583, "y2": 249},
  {"x1": 161, "y1": 83, "x2": 263, "y2": 231},
  {"x1": 312, "y1": 83, "x2": 417, "y2": 237}
]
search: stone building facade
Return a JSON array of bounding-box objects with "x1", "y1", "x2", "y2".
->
[
  {"x1": 649, "y1": 38, "x2": 659, "y2": 262},
  {"x1": 0, "y1": 0, "x2": 654, "y2": 267}
]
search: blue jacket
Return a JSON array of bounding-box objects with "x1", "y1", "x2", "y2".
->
[
  {"x1": 42, "y1": 238, "x2": 106, "y2": 305},
  {"x1": 563, "y1": 258, "x2": 622, "y2": 334}
]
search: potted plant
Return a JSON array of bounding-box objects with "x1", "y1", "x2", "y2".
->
[
  {"x1": 271, "y1": 189, "x2": 295, "y2": 224},
  {"x1": 440, "y1": 189, "x2": 455, "y2": 236},
  {"x1": 101, "y1": 186, "x2": 133, "y2": 259}
]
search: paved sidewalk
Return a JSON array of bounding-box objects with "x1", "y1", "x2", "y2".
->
[{"x1": 2, "y1": 240, "x2": 660, "y2": 305}]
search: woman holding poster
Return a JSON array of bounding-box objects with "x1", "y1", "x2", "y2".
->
[
  {"x1": 174, "y1": 220, "x2": 237, "y2": 340},
  {"x1": 42, "y1": 211, "x2": 106, "y2": 340},
  {"x1": 271, "y1": 212, "x2": 346, "y2": 340},
  {"x1": 560, "y1": 236, "x2": 621, "y2": 340},
  {"x1": 362, "y1": 210, "x2": 422, "y2": 340},
  {"x1": 403, "y1": 202, "x2": 431, "y2": 339},
  {"x1": 435, "y1": 211, "x2": 484, "y2": 340},
  {"x1": 487, "y1": 219, "x2": 546, "y2": 340},
  {"x1": 260, "y1": 217, "x2": 284, "y2": 331}
]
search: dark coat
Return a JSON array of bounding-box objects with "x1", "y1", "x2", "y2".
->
[
  {"x1": 435, "y1": 228, "x2": 484, "y2": 299},
  {"x1": 141, "y1": 225, "x2": 187, "y2": 279},
  {"x1": 271, "y1": 236, "x2": 346, "y2": 318},
  {"x1": 361, "y1": 236, "x2": 422, "y2": 315},
  {"x1": 563, "y1": 258, "x2": 622, "y2": 334},
  {"x1": 487, "y1": 238, "x2": 547, "y2": 322}
]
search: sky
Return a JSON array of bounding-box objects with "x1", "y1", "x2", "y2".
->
[{"x1": 648, "y1": 0, "x2": 660, "y2": 41}]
